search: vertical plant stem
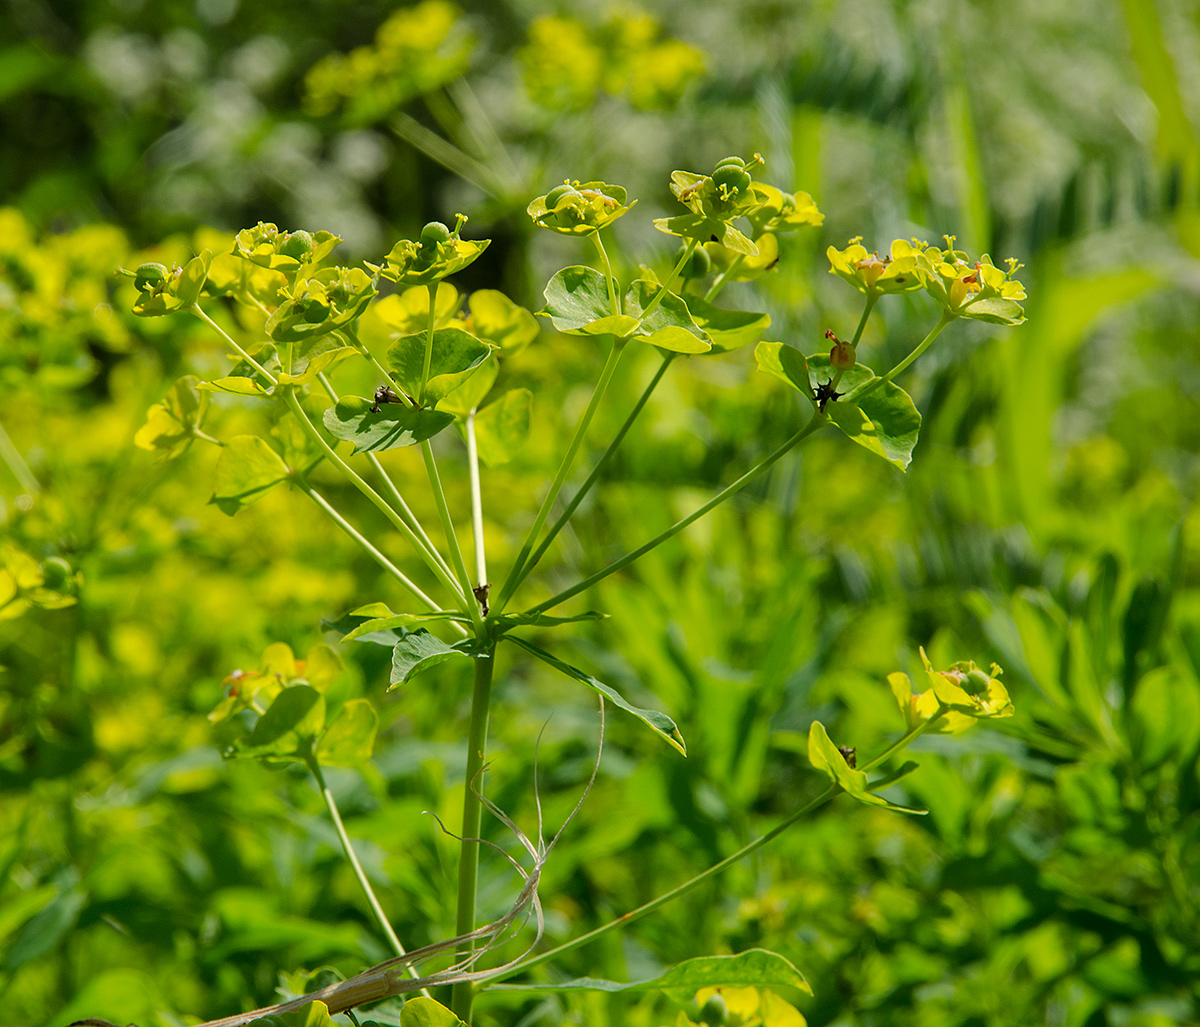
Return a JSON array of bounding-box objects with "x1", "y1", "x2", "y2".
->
[
  {"x1": 450, "y1": 647, "x2": 496, "y2": 1021},
  {"x1": 0, "y1": 419, "x2": 39, "y2": 495},
  {"x1": 505, "y1": 351, "x2": 676, "y2": 599},
  {"x1": 593, "y1": 232, "x2": 620, "y2": 315},
  {"x1": 190, "y1": 306, "x2": 278, "y2": 384},
  {"x1": 703, "y1": 253, "x2": 745, "y2": 302},
  {"x1": 636, "y1": 240, "x2": 697, "y2": 327},
  {"x1": 306, "y1": 756, "x2": 432, "y2": 999},
  {"x1": 493, "y1": 338, "x2": 627, "y2": 614},
  {"x1": 465, "y1": 412, "x2": 487, "y2": 586},
  {"x1": 420, "y1": 440, "x2": 483, "y2": 631},
  {"x1": 848, "y1": 295, "x2": 877, "y2": 348},
  {"x1": 420, "y1": 283, "x2": 438, "y2": 406}
]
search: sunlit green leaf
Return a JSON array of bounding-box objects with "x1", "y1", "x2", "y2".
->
[
  {"x1": 210, "y1": 435, "x2": 291, "y2": 515},
  {"x1": 233, "y1": 685, "x2": 326, "y2": 762},
  {"x1": 400, "y1": 997, "x2": 469, "y2": 1027},
  {"x1": 808, "y1": 721, "x2": 924, "y2": 814},
  {"x1": 322, "y1": 397, "x2": 455, "y2": 453},
  {"x1": 474, "y1": 388, "x2": 532, "y2": 466},
  {"x1": 811, "y1": 355, "x2": 921, "y2": 470},
  {"x1": 754, "y1": 341, "x2": 814, "y2": 400},
  {"x1": 439, "y1": 353, "x2": 499, "y2": 417},
  {"x1": 540, "y1": 265, "x2": 638, "y2": 336},
  {"x1": 390, "y1": 630, "x2": 487, "y2": 687},
  {"x1": 387, "y1": 327, "x2": 491, "y2": 404},
  {"x1": 623, "y1": 280, "x2": 711, "y2": 353},
  {"x1": 684, "y1": 295, "x2": 771, "y2": 352},
  {"x1": 315, "y1": 699, "x2": 378, "y2": 766}
]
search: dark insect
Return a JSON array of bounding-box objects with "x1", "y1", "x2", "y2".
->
[
  {"x1": 473, "y1": 583, "x2": 490, "y2": 615},
  {"x1": 815, "y1": 379, "x2": 842, "y2": 412},
  {"x1": 837, "y1": 745, "x2": 857, "y2": 769},
  {"x1": 370, "y1": 385, "x2": 403, "y2": 413}
]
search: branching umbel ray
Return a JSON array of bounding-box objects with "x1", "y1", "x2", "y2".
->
[{"x1": 130, "y1": 699, "x2": 607, "y2": 1027}]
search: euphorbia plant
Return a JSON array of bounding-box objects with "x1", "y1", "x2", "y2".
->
[{"x1": 110, "y1": 153, "x2": 1026, "y2": 1027}]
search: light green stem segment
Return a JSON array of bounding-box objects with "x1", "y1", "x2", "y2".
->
[
  {"x1": 489, "y1": 713, "x2": 943, "y2": 984},
  {"x1": 306, "y1": 756, "x2": 432, "y2": 999},
  {"x1": 703, "y1": 252, "x2": 744, "y2": 302},
  {"x1": 191, "y1": 306, "x2": 278, "y2": 384},
  {"x1": 636, "y1": 239, "x2": 697, "y2": 328},
  {"x1": 0, "y1": 419, "x2": 39, "y2": 494},
  {"x1": 493, "y1": 338, "x2": 627, "y2": 615},
  {"x1": 465, "y1": 412, "x2": 487, "y2": 586},
  {"x1": 283, "y1": 391, "x2": 468, "y2": 608},
  {"x1": 848, "y1": 295, "x2": 877, "y2": 348},
  {"x1": 593, "y1": 232, "x2": 619, "y2": 316},
  {"x1": 502, "y1": 351, "x2": 676, "y2": 602},
  {"x1": 523, "y1": 411, "x2": 829, "y2": 617},
  {"x1": 315, "y1": 371, "x2": 454, "y2": 587},
  {"x1": 420, "y1": 440, "x2": 483, "y2": 631},
  {"x1": 450, "y1": 647, "x2": 497, "y2": 1021},
  {"x1": 845, "y1": 312, "x2": 954, "y2": 405},
  {"x1": 420, "y1": 282, "x2": 438, "y2": 406}
]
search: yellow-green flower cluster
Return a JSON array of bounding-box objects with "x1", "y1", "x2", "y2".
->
[
  {"x1": 828, "y1": 236, "x2": 1026, "y2": 324},
  {"x1": 368, "y1": 216, "x2": 490, "y2": 288},
  {"x1": 889, "y1": 649, "x2": 1014, "y2": 734},
  {"x1": 265, "y1": 267, "x2": 376, "y2": 341},
  {"x1": 527, "y1": 180, "x2": 633, "y2": 236},
  {"x1": 232, "y1": 222, "x2": 341, "y2": 278}
]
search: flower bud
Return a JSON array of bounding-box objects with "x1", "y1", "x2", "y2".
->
[
  {"x1": 39, "y1": 557, "x2": 73, "y2": 592},
  {"x1": 134, "y1": 262, "x2": 170, "y2": 292},
  {"x1": 828, "y1": 331, "x2": 856, "y2": 370},
  {"x1": 278, "y1": 230, "x2": 315, "y2": 260},
  {"x1": 682, "y1": 245, "x2": 713, "y2": 279}
]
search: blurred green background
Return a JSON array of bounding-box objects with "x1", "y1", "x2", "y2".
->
[{"x1": 4, "y1": 1, "x2": 1200, "y2": 1025}]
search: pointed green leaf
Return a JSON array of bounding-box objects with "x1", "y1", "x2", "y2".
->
[
  {"x1": 322, "y1": 397, "x2": 455, "y2": 453},
  {"x1": 315, "y1": 699, "x2": 378, "y2": 766},
  {"x1": 210, "y1": 435, "x2": 291, "y2": 515},
  {"x1": 277, "y1": 337, "x2": 355, "y2": 385},
  {"x1": 400, "y1": 997, "x2": 469, "y2": 1027},
  {"x1": 386, "y1": 327, "x2": 491, "y2": 404},
  {"x1": 961, "y1": 296, "x2": 1026, "y2": 325},
  {"x1": 683, "y1": 295, "x2": 771, "y2": 352},
  {"x1": 808, "y1": 721, "x2": 925, "y2": 814},
  {"x1": 342, "y1": 611, "x2": 465, "y2": 643},
  {"x1": 506, "y1": 636, "x2": 685, "y2": 755},
  {"x1": 755, "y1": 342, "x2": 815, "y2": 400},
  {"x1": 2, "y1": 879, "x2": 86, "y2": 971},
  {"x1": 489, "y1": 949, "x2": 809, "y2": 995},
  {"x1": 176, "y1": 249, "x2": 212, "y2": 307},
  {"x1": 475, "y1": 388, "x2": 532, "y2": 466},
  {"x1": 623, "y1": 280, "x2": 711, "y2": 353},
  {"x1": 494, "y1": 610, "x2": 609, "y2": 629},
  {"x1": 134, "y1": 375, "x2": 209, "y2": 457},
  {"x1": 540, "y1": 265, "x2": 638, "y2": 336},
  {"x1": 390, "y1": 630, "x2": 487, "y2": 687},
  {"x1": 200, "y1": 376, "x2": 272, "y2": 397},
  {"x1": 811, "y1": 355, "x2": 921, "y2": 470}
]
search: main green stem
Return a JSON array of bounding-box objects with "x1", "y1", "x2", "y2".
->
[
  {"x1": 450, "y1": 646, "x2": 497, "y2": 1021},
  {"x1": 306, "y1": 756, "x2": 431, "y2": 999},
  {"x1": 523, "y1": 412, "x2": 828, "y2": 617},
  {"x1": 465, "y1": 412, "x2": 487, "y2": 587},
  {"x1": 420, "y1": 283, "x2": 438, "y2": 405},
  {"x1": 504, "y1": 352, "x2": 677, "y2": 601},
  {"x1": 420, "y1": 440, "x2": 483, "y2": 632},
  {"x1": 494, "y1": 338, "x2": 627, "y2": 614}
]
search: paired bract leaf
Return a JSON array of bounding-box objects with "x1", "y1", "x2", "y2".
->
[
  {"x1": 468, "y1": 289, "x2": 540, "y2": 354},
  {"x1": 439, "y1": 353, "x2": 499, "y2": 418},
  {"x1": 540, "y1": 265, "x2": 638, "y2": 336},
  {"x1": 623, "y1": 280, "x2": 711, "y2": 352},
  {"x1": 315, "y1": 699, "x2": 378, "y2": 766},
  {"x1": 386, "y1": 327, "x2": 491, "y2": 404},
  {"x1": 390, "y1": 629, "x2": 488, "y2": 687},
  {"x1": 754, "y1": 342, "x2": 815, "y2": 400},
  {"x1": 134, "y1": 375, "x2": 209, "y2": 457},
  {"x1": 276, "y1": 335, "x2": 355, "y2": 385},
  {"x1": 506, "y1": 635, "x2": 685, "y2": 755},
  {"x1": 811, "y1": 355, "x2": 922, "y2": 471},
  {"x1": 684, "y1": 295, "x2": 770, "y2": 352},
  {"x1": 322, "y1": 397, "x2": 455, "y2": 453},
  {"x1": 210, "y1": 435, "x2": 291, "y2": 515},
  {"x1": 808, "y1": 721, "x2": 925, "y2": 814},
  {"x1": 231, "y1": 685, "x2": 326, "y2": 763},
  {"x1": 474, "y1": 388, "x2": 532, "y2": 466}
]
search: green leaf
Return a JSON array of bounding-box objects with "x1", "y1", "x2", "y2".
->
[
  {"x1": 322, "y1": 397, "x2": 455, "y2": 453},
  {"x1": 623, "y1": 280, "x2": 711, "y2": 352},
  {"x1": 683, "y1": 295, "x2": 771, "y2": 352},
  {"x1": 755, "y1": 342, "x2": 815, "y2": 400},
  {"x1": 494, "y1": 610, "x2": 609, "y2": 629},
  {"x1": 867, "y1": 760, "x2": 920, "y2": 792},
  {"x1": 246, "y1": 999, "x2": 336, "y2": 1027},
  {"x1": 400, "y1": 997, "x2": 469, "y2": 1027},
  {"x1": 200, "y1": 375, "x2": 272, "y2": 397},
  {"x1": 2, "y1": 876, "x2": 85, "y2": 971},
  {"x1": 210, "y1": 435, "x2": 291, "y2": 515},
  {"x1": 315, "y1": 699, "x2": 378, "y2": 766},
  {"x1": 234, "y1": 685, "x2": 326, "y2": 762},
  {"x1": 277, "y1": 337, "x2": 355, "y2": 385},
  {"x1": 540, "y1": 265, "x2": 639, "y2": 336},
  {"x1": 176, "y1": 249, "x2": 212, "y2": 307},
  {"x1": 489, "y1": 949, "x2": 809, "y2": 995},
  {"x1": 134, "y1": 375, "x2": 209, "y2": 457},
  {"x1": 390, "y1": 630, "x2": 487, "y2": 687},
  {"x1": 386, "y1": 327, "x2": 491, "y2": 404},
  {"x1": 439, "y1": 353, "x2": 499, "y2": 417},
  {"x1": 475, "y1": 388, "x2": 532, "y2": 466},
  {"x1": 808, "y1": 721, "x2": 925, "y2": 814},
  {"x1": 506, "y1": 636, "x2": 686, "y2": 755},
  {"x1": 811, "y1": 355, "x2": 922, "y2": 470},
  {"x1": 468, "y1": 289, "x2": 540, "y2": 355},
  {"x1": 962, "y1": 296, "x2": 1027, "y2": 325},
  {"x1": 653, "y1": 215, "x2": 759, "y2": 256},
  {"x1": 342, "y1": 611, "x2": 466, "y2": 643}
]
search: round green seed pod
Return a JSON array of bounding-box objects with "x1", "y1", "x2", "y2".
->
[
  {"x1": 712, "y1": 164, "x2": 752, "y2": 195},
  {"x1": 699, "y1": 994, "x2": 729, "y2": 1026},
  {"x1": 39, "y1": 557, "x2": 72, "y2": 592},
  {"x1": 682, "y1": 245, "x2": 713, "y2": 279},
  {"x1": 302, "y1": 297, "x2": 329, "y2": 324},
  {"x1": 713, "y1": 155, "x2": 746, "y2": 171},
  {"x1": 544, "y1": 183, "x2": 580, "y2": 208},
  {"x1": 420, "y1": 221, "x2": 451, "y2": 246},
  {"x1": 134, "y1": 262, "x2": 169, "y2": 291},
  {"x1": 278, "y1": 230, "x2": 314, "y2": 259}
]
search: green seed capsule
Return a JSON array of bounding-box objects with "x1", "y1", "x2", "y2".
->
[
  {"x1": 712, "y1": 164, "x2": 751, "y2": 195},
  {"x1": 278, "y1": 230, "x2": 314, "y2": 259},
  {"x1": 420, "y1": 221, "x2": 451, "y2": 246},
  {"x1": 713, "y1": 155, "x2": 746, "y2": 171},
  {"x1": 134, "y1": 262, "x2": 169, "y2": 291},
  {"x1": 39, "y1": 557, "x2": 72, "y2": 591},
  {"x1": 544, "y1": 183, "x2": 581, "y2": 208},
  {"x1": 683, "y1": 245, "x2": 713, "y2": 279}
]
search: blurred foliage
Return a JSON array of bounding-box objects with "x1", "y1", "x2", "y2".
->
[{"x1": 5, "y1": 1, "x2": 1200, "y2": 1027}]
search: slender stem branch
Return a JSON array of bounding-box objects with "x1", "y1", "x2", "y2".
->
[
  {"x1": 420, "y1": 440, "x2": 483, "y2": 631},
  {"x1": 505, "y1": 352, "x2": 676, "y2": 600},
  {"x1": 636, "y1": 240, "x2": 696, "y2": 327},
  {"x1": 704, "y1": 253, "x2": 744, "y2": 302},
  {"x1": 848, "y1": 295, "x2": 877, "y2": 348},
  {"x1": 593, "y1": 232, "x2": 620, "y2": 316},
  {"x1": 294, "y1": 477, "x2": 460, "y2": 631},
  {"x1": 420, "y1": 283, "x2": 438, "y2": 406},
  {"x1": 490, "y1": 714, "x2": 945, "y2": 985},
  {"x1": 844, "y1": 312, "x2": 954, "y2": 405},
  {"x1": 493, "y1": 339, "x2": 627, "y2": 615},
  {"x1": 306, "y1": 756, "x2": 432, "y2": 999},
  {"x1": 523, "y1": 412, "x2": 828, "y2": 617},
  {"x1": 316, "y1": 371, "x2": 453, "y2": 584},
  {"x1": 190, "y1": 305, "x2": 277, "y2": 384},
  {"x1": 0, "y1": 419, "x2": 39, "y2": 494},
  {"x1": 465, "y1": 413, "x2": 487, "y2": 587},
  {"x1": 450, "y1": 647, "x2": 497, "y2": 1021},
  {"x1": 284, "y1": 390, "x2": 468, "y2": 607}
]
